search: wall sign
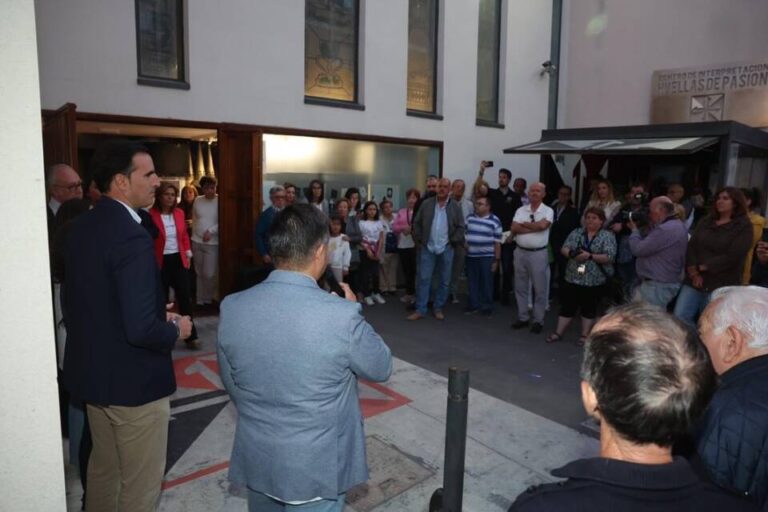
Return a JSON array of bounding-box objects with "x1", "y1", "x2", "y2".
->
[{"x1": 651, "y1": 60, "x2": 768, "y2": 126}]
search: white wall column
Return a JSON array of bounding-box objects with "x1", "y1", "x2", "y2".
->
[{"x1": 0, "y1": 1, "x2": 66, "y2": 510}]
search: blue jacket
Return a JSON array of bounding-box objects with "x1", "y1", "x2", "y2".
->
[
  {"x1": 63, "y1": 197, "x2": 177, "y2": 406},
  {"x1": 217, "y1": 270, "x2": 392, "y2": 501},
  {"x1": 254, "y1": 206, "x2": 277, "y2": 258},
  {"x1": 696, "y1": 354, "x2": 768, "y2": 508}
]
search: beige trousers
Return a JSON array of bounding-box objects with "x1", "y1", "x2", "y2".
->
[
  {"x1": 85, "y1": 396, "x2": 170, "y2": 512},
  {"x1": 379, "y1": 252, "x2": 399, "y2": 292}
]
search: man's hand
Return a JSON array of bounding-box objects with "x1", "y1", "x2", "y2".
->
[
  {"x1": 338, "y1": 282, "x2": 357, "y2": 302},
  {"x1": 491, "y1": 260, "x2": 499, "y2": 272},
  {"x1": 203, "y1": 230, "x2": 212, "y2": 243},
  {"x1": 691, "y1": 274, "x2": 704, "y2": 290},
  {"x1": 757, "y1": 241, "x2": 768, "y2": 264},
  {"x1": 168, "y1": 313, "x2": 193, "y2": 339},
  {"x1": 263, "y1": 254, "x2": 272, "y2": 265},
  {"x1": 611, "y1": 222, "x2": 623, "y2": 233}
]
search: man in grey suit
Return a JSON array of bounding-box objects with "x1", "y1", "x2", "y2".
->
[{"x1": 217, "y1": 204, "x2": 393, "y2": 512}]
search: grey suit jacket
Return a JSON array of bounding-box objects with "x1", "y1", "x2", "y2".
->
[
  {"x1": 412, "y1": 196, "x2": 466, "y2": 248},
  {"x1": 217, "y1": 270, "x2": 392, "y2": 501}
]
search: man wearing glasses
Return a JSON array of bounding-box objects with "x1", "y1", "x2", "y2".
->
[{"x1": 47, "y1": 163, "x2": 83, "y2": 228}]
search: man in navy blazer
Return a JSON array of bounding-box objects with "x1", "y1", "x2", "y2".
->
[
  {"x1": 218, "y1": 204, "x2": 392, "y2": 511},
  {"x1": 63, "y1": 140, "x2": 192, "y2": 512},
  {"x1": 254, "y1": 184, "x2": 287, "y2": 265}
]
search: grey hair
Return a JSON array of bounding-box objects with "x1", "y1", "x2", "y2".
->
[
  {"x1": 581, "y1": 302, "x2": 715, "y2": 446},
  {"x1": 46, "y1": 163, "x2": 71, "y2": 189},
  {"x1": 269, "y1": 185, "x2": 285, "y2": 196},
  {"x1": 708, "y1": 286, "x2": 768, "y2": 350}
]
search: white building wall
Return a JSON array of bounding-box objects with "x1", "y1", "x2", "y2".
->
[
  {"x1": 0, "y1": 1, "x2": 66, "y2": 511},
  {"x1": 559, "y1": 0, "x2": 768, "y2": 128},
  {"x1": 35, "y1": 0, "x2": 553, "y2": 186}
]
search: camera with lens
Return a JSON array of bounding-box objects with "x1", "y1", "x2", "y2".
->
[{"x1": 620, "y1": 192, "x2": 651, "y2": 229}]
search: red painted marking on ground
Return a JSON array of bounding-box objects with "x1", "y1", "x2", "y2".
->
[
  {"x1": 162, "y1": 379, "x2": 411, "y2": 490},
  {"x1": 360, "y1": 380, "x2": 411, "y2": 419},
  {"x1": 162, "y1": 461, "x2": 230, "y2": 490},
  {"x1": 173, "y1": 353, "x2": 221, "y2": 390}
]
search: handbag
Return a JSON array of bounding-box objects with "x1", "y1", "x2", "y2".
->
[{"x1": 385, "y1": 231, "x2": 398, "y2": 254}]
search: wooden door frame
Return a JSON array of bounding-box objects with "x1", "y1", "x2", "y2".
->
[{"x1": 43, "y1": 109, "x2": 444, "y2": 295}]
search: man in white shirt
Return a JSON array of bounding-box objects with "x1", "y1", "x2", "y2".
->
[
  {"x1": 511, "y1": 182, "x2": 553, "y2": 333},
  {"x1": 191, "y1": 176, "x2": 219, "y2": 306}
]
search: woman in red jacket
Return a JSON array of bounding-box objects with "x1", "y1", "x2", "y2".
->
[{"x1": 150, "y1": 182, "x2": 199, "y2": 348}]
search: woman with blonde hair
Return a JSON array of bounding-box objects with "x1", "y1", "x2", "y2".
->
[{"x1": 583, "y1": 179, "x2": 621, "y2": 228}]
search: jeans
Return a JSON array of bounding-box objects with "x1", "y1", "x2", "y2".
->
[
  {"x1": 415, "y1": 246, "x2": 454, "y2": 314},
  {"x1": 634, "y1": 280, "x2": 681, "y2": 309},
  {"x1": 248, "y1": 490, "x2": 346, "y2": 512},
  {"x1": 467, "y1": 256, "x2": 494, "y2": 312},
  {"x1": 672, "y1": 284, "x2": 711, "y2": 326}
]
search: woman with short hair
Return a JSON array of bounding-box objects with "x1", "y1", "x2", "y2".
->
[{"x1": 546, "y1": 207, "x2": 616, "y2": 346}]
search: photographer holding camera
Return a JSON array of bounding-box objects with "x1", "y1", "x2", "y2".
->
[
  {"x1": 608, "y1": 183, "x2": 647, "y2": 299},
  {"x1": 627, "y1": 196, "x2": 689, "y2": 308}
]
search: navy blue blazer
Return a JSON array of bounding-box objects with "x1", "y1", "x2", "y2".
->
[
  {"x1": 63, "y1": 197, "x2": 178, "y2": 406},
  {"x1": 254, "y1": 206, "x2": 277, "y2": 258}
]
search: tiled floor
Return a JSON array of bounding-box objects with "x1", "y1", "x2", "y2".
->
[{"x1": 65, "y1": 313, "x2": 598, "y2": 511}]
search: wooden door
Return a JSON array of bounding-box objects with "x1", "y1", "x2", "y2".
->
[
  {"x1": 217, "y1": 126, "x2": 263, "y2": 297},
  {"x1": 42, "y1": 103, "x2": 79, "y2": 173}
]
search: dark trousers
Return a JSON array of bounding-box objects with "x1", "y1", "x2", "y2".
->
[
  {"x1": 495, "y1": 243, "x2": 515, "y2": 302},
  {"x1": 467, "y1": 256, "x2": 494, "y2": 312},
  {"x1": 359, "y1": 251, "x2": 381, "y2": 296},
  {"x1": 399, "y1": 247, "x2": 417, "y2": 295},
  {"x1": 162, "y1": 253, "x2": 197, "y2": 340}
]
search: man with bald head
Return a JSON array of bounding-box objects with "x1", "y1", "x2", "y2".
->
[
  {"x1": 628, "y1": 195, "x2": 688, "y2": 308},
  {"x1": 409, "y1": 177, "x2": 465, "y2": 320},
  {"x1": 511, "y1": 182, "x2": 553, "y2": 333},
  {"x1": 696, "y1": 286, "x2": 768, "y2": 509}
]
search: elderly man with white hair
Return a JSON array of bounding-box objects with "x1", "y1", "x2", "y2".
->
[
  {"x1": 696, "y1": 286, "x2": 768, "y2": 509},
  {"x1": 511, "y1": 182, "x2": 553, "y2": 333}
]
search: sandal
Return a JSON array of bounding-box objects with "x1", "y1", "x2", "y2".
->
[
  {"x1": 545, "y1": 332, "x2": 563, "y2": 344},
  {"x1": 576, "y1": 336, "x2": 587, "y2": 347}
]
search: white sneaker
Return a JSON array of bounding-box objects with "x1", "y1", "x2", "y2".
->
[
  {"x1": 372, "y1": 293, "x2": 386, "y2": 304},
  {"x1": 364, "y1": 296, "x2": 375, "y2": 306}
]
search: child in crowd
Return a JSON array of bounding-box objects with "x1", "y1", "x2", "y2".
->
[
  {"x1": 327, "y1": 216, "x2": 351, "y2": 284},
  {"x1": 378, "y1": 199, "x2": 399, "y2": 294},
  {"x1": 359, "y1": 201, "x2": 386, "y2": 306}
]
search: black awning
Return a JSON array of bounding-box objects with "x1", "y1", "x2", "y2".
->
[{"x1": 504, "y1": 136, "x2": 719, "y2": 155}]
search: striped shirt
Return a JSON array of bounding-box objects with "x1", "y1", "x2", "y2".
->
[{"x1": 466, "y1": 213, "x2": 502, "y2": 257}]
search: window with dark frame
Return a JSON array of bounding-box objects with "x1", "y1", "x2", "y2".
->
[
  {"x1": 476, "y1": 0, "x2": 502, "y2": 124},
  {"x1": 304, "y1": 0, "x2": 360, "y2": 106},
  {"x1": 407, "y1": 0, "x2": 439, "y2": 114},
  {"x1": 136, "y1": 0, "x2": 188, "y2": 89}
]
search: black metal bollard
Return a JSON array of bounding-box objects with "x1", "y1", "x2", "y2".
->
[{"x1": 429, "y1": 367, "x2": 470, "y2": 512}]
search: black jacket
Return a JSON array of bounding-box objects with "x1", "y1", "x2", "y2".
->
[
  {"x1": 509, "y1": 457, "x2": 757, "y2": 512},
  {"x1": 63, "y1": 197, "x2": 177, "y2": 406},
  {"x1": 695, "y1": 355, "x2": 768, "y2": 508},
  {"x1": 488, "y1": 187, "x2": 522, "y2": 231},
  {"x1": 549, "y1": 202, "x2": 580, "y2": 252}
]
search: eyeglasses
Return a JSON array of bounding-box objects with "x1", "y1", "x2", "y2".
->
[{"x1": 55, "y1": 181, "x2": 82, "y2": 192}]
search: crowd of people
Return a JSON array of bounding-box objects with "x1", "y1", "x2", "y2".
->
[
  {"x1": 45, "y1": 144, "x2": 768, "y2": 511},
  {"x1": 256, "y1": 161, "x2": 767, "y2": 344}
]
